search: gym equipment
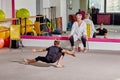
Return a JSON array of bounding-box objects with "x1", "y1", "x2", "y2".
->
[
  {"x1": 50, "y1": 7, "x2": 56, "y2": 31},
  {"x1": 43, "y1": 7, "x2": 55, "y2": 34},
  {"x1": 0, "y1": 38, "x2": 4, "y2": 48},
  {"x1": 0, "y1": 26, "x2": 10, "y2": 39},
  {"x1": 49, "y1": 7, "x2": 63, "y2": 34},
  {"x1": 36, "y1": 15, "x2": 44, "y2": 23},
  {"x1": 47, "y1": 22, "x2": 55, "y2": 33},
  {"x1": 0, "y1": 31, "x2": 9, "y2": 39},
  {"x1": 10, "y1": 25, "x2": 20, "y2": 49},
  {"x1": 67, "y1": 21, "x2": 72, "y2": 31},
  {"x1": 86, "y1": 24, "x2": 91, "y2": 38},
  {"x1": 0, "y1": 9, "x2": 5, "y2": 20},
  {"x1": 52, "y1": 29, "x2": 62, "y2": 34},
  {"x1": 34, "y1": 22, "x2": 41, "y2": 35},
  {"x1": 10, "y1": 40, "x2": 19, "y2": 49},
  {"x1": 21, "y1": 19, "x2": 33, "y2": 27},
  {"x1": 29, "y1": 15, "x2": 46, "y2": 35},
  {"x1": 52, "y1": 17, "x2": 62, "y2": 34},
  {"x1": 56, "y1": 17, "x2": 62, "y2": 31},
  {"x1": 19, "y1": 15, "x2": 46, "y2": 36},
  {"x1": 21, "y1": 19, "x2": 37, "y2": 36},
  {"x1": 10, "y1": 25, "x2": 20, "y2": 40},
  {"x1": 16, "y1": 8, "x2": 30, "y2": 18},
  {"x1": 4, "y1": 37, "x2": 10, "y2": 47},
  {"x1": 21, "y1": 26, "x2": 37, "y2": 36}
]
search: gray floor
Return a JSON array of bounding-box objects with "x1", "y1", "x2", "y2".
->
[{"x1": 0, "y1": 47, "x2": 120, "y2": 80}]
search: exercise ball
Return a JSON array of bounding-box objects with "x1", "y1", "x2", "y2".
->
[
  {"x1": 5, "y1": 30, "x2": 10, "y2": 39},
  {"x1": 21, "y1": 26, "x2": 37, "y2": 36},
  {"x1": 0, "y1": 31, "x2": 10, "y2": 39},
  {"x1": 4, "y1": 37, "x2": 10, "y2": 47},
  {"x1": 0, "y1": 9, "x2": 5, "y2": 20},
  {"x1": 21, "y1": 19, "x2": 33, "y2": 27},
  {"x1": 0, "y1": 32, "x2": 6, "y2": 39},
  {"x1": 0, "y1": 38, "x2": 4, "y2": 48},
  {"x1": 16, "y1": 8, "x2": 30, "y2": 18},
  {"x1": 0, "y1": 26, "x2": 10, "y2": 39}
]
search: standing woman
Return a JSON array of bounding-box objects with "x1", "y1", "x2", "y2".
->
[
  {"x1": 84, "y1": 13, "x2": 96, "y2": 38},
  {"x1": 69, "y1": 12, "x2": 87, "y2": 53}
]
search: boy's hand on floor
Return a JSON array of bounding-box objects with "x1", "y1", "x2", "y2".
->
[{"x1": 71, "y1": 53, "x2": 76, "y2": 57}]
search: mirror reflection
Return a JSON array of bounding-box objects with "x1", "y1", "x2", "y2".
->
[
  {"x1": 67, "y1": 0, "x2": 120, "y2": 39},
  {"x1": 0, "y1": 0, "x2": 120, "y2": 39}
]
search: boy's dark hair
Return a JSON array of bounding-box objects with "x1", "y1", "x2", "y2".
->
[
  {"x1": 54, "y1": 40, "x2": 60, "y2": 46},
  {"x1": 100, "y1": 23, "x2": 104, "y2": 26}
]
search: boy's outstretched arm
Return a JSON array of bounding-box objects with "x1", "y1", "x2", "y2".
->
[
  {"x1": 32, "y1": 48, "x2": 47, "y2": 52},
  {"x1": 61, "y1": 49, "x2": 76, "y2": 57}
]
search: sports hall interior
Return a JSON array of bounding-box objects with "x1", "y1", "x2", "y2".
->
[{"x1": 0, "y1": 0, "x2": 120, "y2": 80}]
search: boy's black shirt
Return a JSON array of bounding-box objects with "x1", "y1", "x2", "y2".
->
[{"x1": 45, "y1": 46, "x2": 63, "y2": 63}]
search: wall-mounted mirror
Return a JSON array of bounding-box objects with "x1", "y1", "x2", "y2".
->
[
  {"x1": 67, "y1": 0, "x2": 120, "y2": 39},
  {"x1": 0, "y1": 0, "x2": 120, "y2": 40}
]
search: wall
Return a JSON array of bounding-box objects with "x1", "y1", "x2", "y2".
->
[
  {"x1": 0, "y1": 0, "x2": 12, "y2": 18},
  {"x1": 7, "y1": 0, "x2": 67, "y2": 31},
  {"x1": 40, "y1": 0, "x2": 43, "y2": 14},
  {"x1": 0, "y1": 0, "x2": 12, "y2": 27},
  {"x1": 51, "y1": 0, "x2": 67, "y2": 31},
  {"x1": 22, "y1": 38, "x2": 120, "y2": 51},
  {"x1": 41, "y1": 0, "x2": 67, "y2": 31},
  {"x1": 0, "y1": 0, "x2": 67, "y2": 31},
  {"x1": 80, "y1": 0, "x2": 88, "y2": 12},
  {"x1": 60, "y1": 0, "x2": 67, "y2": 31},
  {"x1": 49, "y1": 0, "x2": 67, "y2": 31},
  {"x1": 15, "y1": 0, "x2": 36, "y2": 16},
  {"x1": 41, "y1": 0, "x2": 61, "y2": 19},
  {"x1": 67, "y1": 0, "x2": 80, "y2": 15},
  {"x1": 66, "y1": 0, "x2": 80, "y2": 23},
  {"x1": 36, "y1": 0, "x2": 40, "y2": 15},
  {"x1": 0, "y1": 0, "x2": 2, "y2": 9},
  {"x1": 50, "y1": 0, "x2": 61, "y2": 17}
]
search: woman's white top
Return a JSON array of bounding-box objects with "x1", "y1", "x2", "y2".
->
[
  {"x1": 70, "y1": 21, "x2": 87, "y2": 41},
  {"x1": 84, "y1": 19, "x2": 96, "y2": 37}
]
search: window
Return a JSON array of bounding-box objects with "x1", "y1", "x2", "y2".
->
[
  {"x1": 89, "y1": 0, "x2": 105, "y2": 13},
  {"x1": 106, "y1": 0, "x2": 120, "y2": 13}
]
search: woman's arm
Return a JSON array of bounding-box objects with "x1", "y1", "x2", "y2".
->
[{"x1": 69, "y1": 22, "x2": 76, "y2": 37}]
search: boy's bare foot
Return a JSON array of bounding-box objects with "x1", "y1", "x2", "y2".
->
[
  {"x1": 32, "y1": 49, "x2": 36, "y2": 52},
  {"x1": 55, "y1": 64, "x2": 64, "y2": 68},
  {"x1": 23, "y1": 59, "x2": 29, "y2": 64}
]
